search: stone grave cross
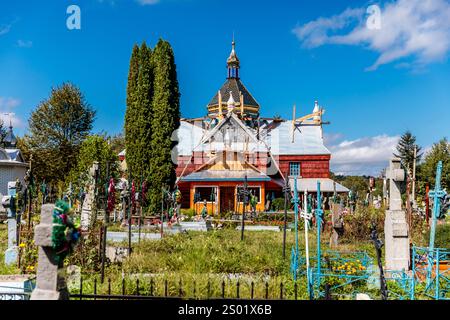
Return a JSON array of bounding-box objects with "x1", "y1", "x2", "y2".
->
[
  {"x1": 30, "y1": 204, "x2": 69, "y2": 300},
  {"x1": 384, "y1": 157, "x2": 410, "y2": 271}
]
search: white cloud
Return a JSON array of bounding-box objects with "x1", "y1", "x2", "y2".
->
[
  {"x1": 328, "y1": 134, "x2": 400, "y2": 176},
  {"x1": 17, "y1": 40, "x2": 32, "y2": 48},
  {"x1": 293, "y1": 0, "x2": 450, "y2": 70},
  {"x1": 0, "y1": 97, "x2": 21, "y2": 109},
  {"x1": 0, "y1": 24, "x2": 11, "y2": 36},
  {"x1": 0, "y1": 113, "x2": 22, "y2": 129},
  {"x1": 0, "y1": 97, "x2": 23, "y2": 129}
]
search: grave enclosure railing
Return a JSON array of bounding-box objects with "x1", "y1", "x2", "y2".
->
[{"x1": 69, "y1": 276, "x2": 307, "y2": 300}]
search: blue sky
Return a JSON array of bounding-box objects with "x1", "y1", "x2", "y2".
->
[{"x1": 0, "y1": 0, "x2": 449, "y2": 175}]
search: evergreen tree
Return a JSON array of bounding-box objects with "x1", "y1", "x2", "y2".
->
[
  {"x1": 124, "y1": 42, "x2": 153, "y2": 183},
  {"x1": 20, "y1": 83, "x2": 95, "y2": 184},
  {"x1": 148, "y1": 39, "x2": 180, "y2": 212},
  {"x1": 124, "y1": 44, "x2": 140, "y2": 179},
  {"x1": 394, "y1": 131, "x2": 422, "y2": 174},
  {"x1": 135, "y1": 42, "x2": 154, "y2": 181}
]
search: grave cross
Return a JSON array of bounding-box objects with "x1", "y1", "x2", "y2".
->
[
  {"x1": 30, "y1": 204, "x2": 69, "y2": 300},
  {"x1": 428, "y1": 161, "x2": 446, "y2": 252},
  {"x1": 384, "y1": 157, "x2": 410, "y2": 271}
]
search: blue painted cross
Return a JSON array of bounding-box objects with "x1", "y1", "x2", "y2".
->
[{"x1": 428, "y1": 161, "x2": 446, "y2": 252}]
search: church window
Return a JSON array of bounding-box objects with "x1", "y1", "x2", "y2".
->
[{"x1": 289, "y1": 162, "x2": 300, "y2": 177}]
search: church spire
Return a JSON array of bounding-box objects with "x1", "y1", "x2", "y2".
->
[{"x1": 227, "y1": 38, "x2": 240, "y2": 79}]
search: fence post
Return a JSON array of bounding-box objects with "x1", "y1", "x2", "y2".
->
[
  {"x1": 325, "y1": 283, "x2": 331, "y2": 300},
  {"x1": 108, "y1": 278, "x2": 111, "y2": 299},
  {"x1": 179, "y1": 279, "x2": 183, "y2": 297},
  {"x1": 207, "y1": 280, "x2": 210, "y2": 300},
  {"x1": 193, "y1": 280, "x2": 196, "y2": 299},
  {"x1": 150, "y1": 278, "x2": 154, "y2": 297},
  {"x1": 251, "y1": 281, "x2": 254, "y2": 299},
  {"x1": 136, "y1": 279, "x2": 140, "y2": 296},
  {"x1": 279, "y1": 282, "x2": 283, "y2": 300},
  {"x1": 122, "y1": 277, "x2": 125, "y2": 296},
  {"x1": 222, "y1": 280, "x2": 225, "y2": 299},
  {"x1": 294, "y1": 281, "x2": 298, "y2": 300},
  {"x1": 94, "y1": 278, "x2": 97, "y2": 300},
  {"x1": 79, "y1": 277, "x2": 83, "y2": 301},
  {"x1": 236, "y1": 281, "x2": 240, "y2": 299},
  {"x1": 265, "y1": 281, "x2": 269, "y2": 299},
  {"x1": 165, "y1": 279, "x2": 168, "y2": 297}
]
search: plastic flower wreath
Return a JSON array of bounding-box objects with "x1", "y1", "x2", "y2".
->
[{"x1": 51, "y1": 200, "x2": 81, "y2": 264}]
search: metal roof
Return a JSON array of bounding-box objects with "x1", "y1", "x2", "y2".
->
[
  {"x1": 289, "y1": 178, "x2": 349, "y2": 193},
  {"x1": 208, "y1": 78, "x2": 259, "y2": 108},
  {"x1": 265, "y1": 122, "x2": 331, "y2": 155},
  {"x1": 180, "y1": 170, "x2": 271, "y2": 182},
  {"x1": 175, "y1": 118, "x2": 331, "y2": 157}
]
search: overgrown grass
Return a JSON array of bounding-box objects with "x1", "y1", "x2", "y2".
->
[{"x1": 119, "y1": 230, "x2": 295, "y2": 276}]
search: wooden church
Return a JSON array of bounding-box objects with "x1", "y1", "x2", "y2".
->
[{"x1": 175, "y1": 41, "x2": 348, "y2": 214}]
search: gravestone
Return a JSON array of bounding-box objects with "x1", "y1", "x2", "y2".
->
[
  {"x1": 384, "y1": 158, "x2": 410, "y2": 271},
  {"x1": 3, "y1": 181, "x2": 18, "y2": 265},
  {"x1": 330, "y1": 202, "x2": 343, "y2": 248},
  {"x1": 106, "y1": 245, "x2": 128, "y2": 263},
  {"x1": 30, "y1": 204, "x2": 69, "y2": 300},
  {"x1": 80, "y1": 162, "x2": 98, "y2": 231}
]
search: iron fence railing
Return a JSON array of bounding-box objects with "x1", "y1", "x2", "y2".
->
[{"x1": 69, "y1": 276, "x2": 302, "y2": 300}]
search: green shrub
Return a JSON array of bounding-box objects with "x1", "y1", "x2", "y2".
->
[
  {"x1": 180, "y1": 208, "x2": 195, "y2": 217},
  {"x1": 271, "y1": 198, "x2": 292, "y2": 212},
  {"x1": 426, "y1": 223, "x2": 450, "y2": 249},
  {"x1": 342, "y1": 206, "x2": 385, "y2": 242}
]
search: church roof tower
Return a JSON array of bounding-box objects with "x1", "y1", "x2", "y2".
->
[
  {"x1": 207, "y1": 40, "x2": 260, "y2": 119},
  {"x1": 3, "y1": 121, "x2": 17, "y2": 148}
]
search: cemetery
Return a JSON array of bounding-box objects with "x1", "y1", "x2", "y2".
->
[{"x1": 0, "y1": 21, "x2": 449, "y2": 302}]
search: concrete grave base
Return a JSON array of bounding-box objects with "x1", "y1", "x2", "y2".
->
[
  {"x1": 30, "y1": 289, "x2": 69, "y2": 300},
  {"x1": 385, "y1": 210, "x2": 410, "y2": 271}
]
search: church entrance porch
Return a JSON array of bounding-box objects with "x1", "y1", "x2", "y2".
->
[{"x1": 185, "y1": 181, "x2": 267, "y2": 216}]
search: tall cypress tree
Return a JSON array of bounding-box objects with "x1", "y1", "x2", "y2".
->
[
  {"x1": 125, "y1": 44, "x2": 140, "y2": 179},
  {"x1": 149, "y1": 39, "x2": 180, "y2": 212},
  {"x1": 124, "y1": 43, "x2": 153, "y2": 182},
  {"x1": 135, "y1": 42, "x2": 154, "y2": 182}
]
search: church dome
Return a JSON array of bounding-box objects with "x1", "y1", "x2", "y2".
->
[
  {"x1": 3, "y1": 125, "x2": 17, "y2": 148},
  {"x1": 207, "y1": 40, "x2": 260, "y2": 119}
]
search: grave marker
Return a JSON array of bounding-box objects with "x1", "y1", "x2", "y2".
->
[
  {"x1": 30, "y1": 204, "x2": 69, "y2": 300},
  {"x1": 3, "y1": 181, "x2": 18, "y2": 266},
  {"x1": 384, "y1": 157, "x2": 410, "y2": 271}
]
